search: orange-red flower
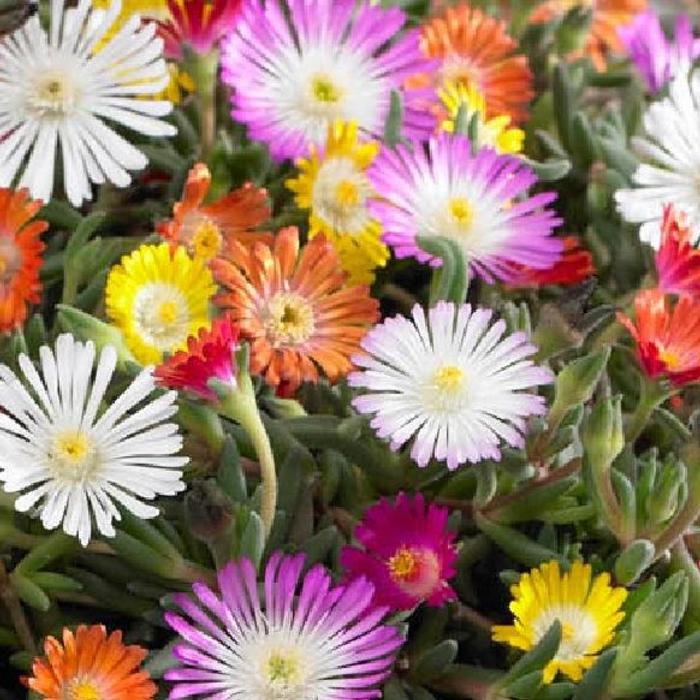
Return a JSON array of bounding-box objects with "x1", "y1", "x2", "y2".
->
[
  {"x1": 656, "y1": 205, "x2": 700, "y2": 297},
  {"x1": 0, "y1": 188, "x2": 46, "y2": 333},
  {"x1": 157, "y1": 163, "x2": 272, "y2": 262},
  {"x1": 530, "y1": 0, "x2": 646, "y2": 71},
  {"x1": 618, "y1": 289, "x2": 700, "y2": 386},
  {"x1": 26, "y1": 625, "x2": 156, "y2": 700},
  {"x1": 412, "y1": 3, "x2": 534, "y2": 125},
  {"x1": 212, "y1": 227, "x2": 379, "y2": 395}
]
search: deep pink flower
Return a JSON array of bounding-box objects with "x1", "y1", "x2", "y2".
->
[{"x1": 656, "y1": 205, "x2": 700, "y2": 297}]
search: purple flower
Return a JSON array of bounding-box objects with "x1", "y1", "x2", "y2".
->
[
  {"x1": 619, "y1": 10, "x2": 700, "y2": 94},
  {"x1": 164, "y1": 552, "x2": 404, "y2": 699}
]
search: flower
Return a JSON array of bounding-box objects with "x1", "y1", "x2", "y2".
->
[
  {"x1": 157, "y1": 162, "x2": 272, "y2": 261},
  {"x1": 413, "y1": 3, "x2": 534, "y2": 124},
  {"x1": 437, "y1": 81, "x2": 524, "y2": 155},
  {"x1": 0, "y1": 333, "x2": 187, "y2": 545},
  {"x1": 368, "y1": 133, "x2": 562, "y2": 282},
  {"x1": 530, "y1": 0, "x2": 646, "y2": 71},
  {"x1": 656, "y1": 206, "x2": 700, "y2": 296},
  {"x1": 105, "y1": 243, "x2": 215, "y2": 365},
  {"x1": 0, "y1": 0, "x2": 176, "y2": 207},
  {"x1": 27, "y1": 625, "x2": 156, "y2": 700},
  {"x1": 212, "y1": 227, "x2": 379, "y2": 394},
  {"x1": 615, "y1": 71, "x2": 700, "y2": 248},
  {"x1": 340, "y1": 492, "x2": 457, "y2": 612},
  {"x1": 155, "y1": 316, "x2": 239, "y2": 400},
  {"x1": 0, "y1": 188, "x2": 46, "y2": 333},
  {"x1": 350, "y1": 302, "x2": 553, "y2": 469},
  {"x1": 617, "y1": 288, "x2": 700, "y2": 386},
  {"x1": 286, "y1": 121, "x2": 389, "y2": 285},
  {"x1": 164, "y1": 552, "x2": 404, "y2": 699},
  {"x1": 492, "y1": 560, "x2": 627, "y2": 683},
  {"x1": 220, "y1": 0, "x2": 433, "y2": 162},
  {"x1": 619, "y1": 10, "x2": 700, "y2": 93}
]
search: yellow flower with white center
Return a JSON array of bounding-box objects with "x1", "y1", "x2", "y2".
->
[
  {"x1": 492, "y1": 560, "x2": 628, "y2": 684},
  {"x1": 105, "y1": 243, "x2": 215, "y2": 365},
  {"x1": 286, "y1": 120, "x2": 389, "y2": 285},
  {"x1": 438, "y1": 81, "x2": 525, "y2": 155}
]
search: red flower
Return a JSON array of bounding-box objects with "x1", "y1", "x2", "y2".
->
[{"x1": 655, "y1": 205, "x2": 700, "y2": 297}]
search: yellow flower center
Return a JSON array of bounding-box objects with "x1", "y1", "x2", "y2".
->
[
  {"x1": 158, "y1": 300, "x2": 179, "y2": 325},
  {"x1": 265, "y1": 293, "x2": 315, "y2": 347},
  {"x1": 267, "y1": 652, "x2": 301, "y2": 684},
  {"x1": 449, "y1": 198, "x2": 474, "y2": 229},
  {"x1": 133, "y1": 283, "x2": 191, "y2": 352},
  {"x1": 0, "y1": 237, "x2": 20, "y2": 283},
  {"x1": 433, "y1": 365, "x2": 464, "y2": 393},
  {"x1": 334, "y1": 179, "x2": 360, "y2": 210},
  {"x1": 50, "y1": 431, "x2": 97, "y2": 483},
  {"x1": 659, "y1": 346, "x2": 682, "y2": 370},
  {"x1": 191, "y1": 219, "x2": 223, "y2": 260},
  {"x1": 66, "y1": 679, "x2": 101, "y2": 700},
  {"x1": 28, "y1": 71, "x2": 78, "y2": 116},
  {"x1": 423, "y1": 364, "x2": 468, "y2": 414},
  {"x1": 388, "y1": 546, "x2": 420, "y2": 582},
  {"x1": 311, "y1": 75, "x2": 341, "y2": 103}
]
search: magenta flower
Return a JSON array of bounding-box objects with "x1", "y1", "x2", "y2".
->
[
  {"x1": 164, "y1": 552, "x2": 403, "y2": 699},
  {"x1": 220, "y1": 0, "x2": 434, "y2": 162},
  {"x1": 619, "y1": 10, "x2": 700, "y2": 94},
  {"x1": 341, "y1": 493, "x2": 458, "y2": 613},
  {"x1": 367, "y1": 134, "x2": 563, "y2": 282}
]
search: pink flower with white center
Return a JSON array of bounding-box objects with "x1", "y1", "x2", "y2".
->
[{"x1": 341, "y1": 492, "x2": 458, "y2": 612}]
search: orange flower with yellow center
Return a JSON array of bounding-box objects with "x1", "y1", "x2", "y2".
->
[
  {"x1": 0, "y1": 188, "x2": 46, "y2": 334},
  {"x1": 212, "y1": 227, "x2": 379, "y2": 394},
  {"x1": 158, "y1": 163, "x2": 272, "y2": 262},
  {"x1": 26, "y1": 625, "x2": 156, "y2": 700}
]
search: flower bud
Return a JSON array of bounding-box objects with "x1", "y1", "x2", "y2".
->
[
  {"x1": 184, "y1": 479, "x2": 234, "y2": 542},
  {"x1": 614, "y1": 539, "x2": 655, "y2": 585},
  {"x1": 583, "y1": 395, "x2": 624, "y2": 474},
  {"x1": 646, "y1": 457, "x2": 686, "y2": 527}
]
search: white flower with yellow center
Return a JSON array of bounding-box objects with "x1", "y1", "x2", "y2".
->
[{"x1": 0, "y1": 334, "x2": 187, "y2": 546}]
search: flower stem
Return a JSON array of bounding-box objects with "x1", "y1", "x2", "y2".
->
[
  {"x1": 192, "y1": 51, "x2": 219, "y2": 161},
  {"x1": 624, "y1": 375, "x2": 672, "y2": 444},
  {"x1": 0, "y1": 560, "x2": 36, "y2": 655}
]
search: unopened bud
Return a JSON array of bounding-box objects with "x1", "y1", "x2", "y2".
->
[{"x1": 184, "y1": 479, "x2": 233, "y2": 542}]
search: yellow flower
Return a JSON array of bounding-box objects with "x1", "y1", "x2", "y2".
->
[
  {"x1": 92, "y1": 0, "x2": 169, "y2": 23},
  {"x1": 438, "y1": 81, "x2": 525, "y2": 155},
  {"x1": 286, "y1": 120, "x2": 389, "y2": 285},
  {"x1": 492, "y1": 560, "x2": 627, "y2": 684},
  {"x1": 105, "y1": 243, "x2": 215, "y2": 364}
]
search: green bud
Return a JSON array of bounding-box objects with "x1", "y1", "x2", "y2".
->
[
  {"x1": 555, "y1": 7, "x2": 592, "y2": 55},
  {"x1": 583, "y1": 395, "x2": 624, "y2": 472},
  {"x1": 184, "y1": 479, "x2": 234, "y2": 542},
  {"x1": 647, "y1": 457, "x2": 686, "y2": 527},
  {"x1": 614, "y1": 539, "x2": 655, "y2": 585}
]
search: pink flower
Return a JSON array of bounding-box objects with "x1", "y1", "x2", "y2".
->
[
  {"x1": 656, "y1": 205, "x2": 700, "y2": 297},
  {"x1": 340, "y1": 492, "x2": 458, "y2": 612}
]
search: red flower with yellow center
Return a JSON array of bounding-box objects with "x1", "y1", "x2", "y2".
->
[
  {"x1": 0, "y1": 188, "x2": 46, "y2": 333},
  {"x1": 26, "y1": 625, "x2": 155, "y2": 700},
  {"x1": 655, "y1": 205, "x2": 700, "y2": 297},
  {"x1": 158, "y1": 163, "x2": 272, "y2": 262},
  {"x1": 212, "y1": 227, "x2": 379, "y2": 394}
]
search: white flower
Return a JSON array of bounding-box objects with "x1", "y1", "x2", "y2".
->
[
  {"x1": 349, "y1": 302, "x2": 553, "y2": 470},
  {"x1": 615, "y1": 69, "x2": 700, "y2": 248},
  {"x1": 0, "y1": 0, "x2": 176, "y2": 207},
  {"x1": 0, "y1": 334, "x2": 187, "y2": 546}
]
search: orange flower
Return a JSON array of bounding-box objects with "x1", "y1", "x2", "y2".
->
[
  {"x1": 0, "y1": 188, "x2": 46, "y2": 333},
  {"x1": 530, "y1": 0, "x2": 646, "y2": 71},
  {"x1": 157, "y1": 163, "x2": 272, "y2": 262},
  {"x1": 412, "y1": 3, "x2": 534, "y2": 125},
  {"x1": 26, "y1": 625, "x2": 156, "y2": 700},
  {"x1": 212, "y1": 227, "x2": 379, "y2": 394}
]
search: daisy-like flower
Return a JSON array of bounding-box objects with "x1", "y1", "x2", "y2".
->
[
  {"x1": 0, "y1": 334, "x2": 187, "y2": 545},
  {"x1": 413, "y1": 3, "x2": 534, "y2": 125},
  {"x1": 220, "y1": 0, "x2": 433, "y2": 162},
  {"x1": 437, "y1": 81, "x2": 525, "y2": 155},
  {"x1": 618, "y1": 288, "x2": 700, "y2": 386},
  {"x1": 0, "y1": 0, "x2": 176, "y2": 207},
  {"x1": 615, "y1": 70, "x2": 700, "y2": 249},
  {"x1": 619, "y1": 10, "x2": 700, "y2": 94},
  {"x1": 655, "y1": 206, "x2": 700, "y2": 296},
  {"x1": 286, "y1": 121, "x2": 389, "y2": 285},
  {"x1": 157, "y1": 162, "x2": 272, "y2": 261},
  {"x1": 492, "y1": 560, "x2": 627, "y2": 683},
  {"x1": 530, "y1": 0, "x2": 646, "y2": 71},
  {"x1": 368, "y1": 133, "x2": 562, "y2": 282},
  {"x1": 165, "y1": 552, "x2": 404, "y2": 699},
  {"x1": 0, "y1": 188, "x2": 46, "y2": 333},
  {"x1": 340, "y1": 492, "x2": 457, "y2": 612},
  {"x1": 105, "y1": 243, "x2": 215, "y2": 365},
  {"x1": 27, "y1": 625, "x2": 156, "y2": 700},
  {"x1": 349, "y1": 302, "x2": 553, "y2": 469},
  {"x1": 212, "y1": 227, "x2": 379, "y2": 395}
]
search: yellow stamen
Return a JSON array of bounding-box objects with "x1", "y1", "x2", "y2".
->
[
  {"x1": 157, "y1": 301, "x2": 179, "y2": 325},
  {"x1": 449, "y1": 198, "x2": 474, "y2": 228},
  {"x1": 55, "y1": 433, "x2": 90, "y2": 464},
  {"x1": 266, "y1": 293, "x2": 315, "y2": 347},
  {"x1": 312, "y1": 75, "x2": 341, "y2": 103},
  {"x1": 267, "y1": 652, "x2": 300, "y2": 683},
  {"x1": 334, "y1": 179, "x2": 360, "y2": 210},
  {"x1": 433, "y1": 365, "x2": 464, "y2": 393},
  {"x1": 191, "y1": 219, "x2": 223, "y2": 260},
  {"x1": 29, "y1": 71, "x2": 77, "y2": 115},
  {"x1": 68, "y1": 679, "x2": 101, "y2": 700},
  {"x1": 388, "y1": 546, "x2": 420, "y2": 582},
  {"x1": 660, "y1": 347, "x2": 682, "y2": 370}
]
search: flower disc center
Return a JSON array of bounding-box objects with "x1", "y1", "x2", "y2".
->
[
  {"x1": 388, "y1": 546, "x2": 421, "y2": 581},
  {"x1": 311, "y1": 74, "x2": 342, "y2": 104},
  {"x1": 50, "y1": 431, "x2": 98, "y2": 482},
  {"x1": 265, "y1": 292, "x2": 315, "y2": 347},
  {"x1": 191, "y1": 218, "x2": 223, "y2": 260},
  {"x1": 134, "y1": 283, "x2": 191, "y2": 351},
  {"x1": 66, "y1": 677, "x2": 101, "y2": 700},
  {"x1": 28, "y1": 71, "x2": 78, "y2": 116}
]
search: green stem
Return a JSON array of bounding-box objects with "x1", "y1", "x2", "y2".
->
[
  {"x1": 192, "y1": 51, "x2": 219, "y2": 161},
  {"x1": 624, "y1": 375, "x2": 672, "y2": 444},
  {"x1": 0, "y1": 561, "x2": 36, "y2": 655}
]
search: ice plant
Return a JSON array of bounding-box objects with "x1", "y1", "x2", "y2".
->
[
  {"x1": 164, "y1": 553, "x2": 404, "y2": 699},
  {"x1": 157, "y1": 162, "x2": 272, "y2": 261},
  {"x1": 220, "y1": 0, "x2": 433, "y2": 161},
  {"x1": 655, "y1": 205, "x2": 700, "y2": 296},
  {"x1": 368, "y1": 133, "x2": 562, "y2": 282},
  {"x1": 105, "y1": 243, "x2": 215, "y2": 365},
  {"x1": 340, "y1": 492, "x2": 457, "y2": 612},
  {"x1": 350, "y1": 302, "x2": 553, "y2": 469},
  {"x1": 0, "y1": 0, "x2": 176, "y2": 206},
  {"x1": 27, "y1": 625, "x2": 156, "y2": 700},
  {"x1": 492, "y1": 560, "x2": 627, "y2": 683},
  {"x1": 0, "y1": 187, "x2": 46, "y2": 333},
  {"x1": 0, "y1": 334, "x2": 187, "y2": 545},
  {"x1": 286, "y1": 120, "x2": 389, "y2": 285},
  {"x1": 619, "y1": 9, "x2": 700, "y2": 93},
  {"x1": 212, "y1": 227, "x2": 379, "y2": 395}
]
